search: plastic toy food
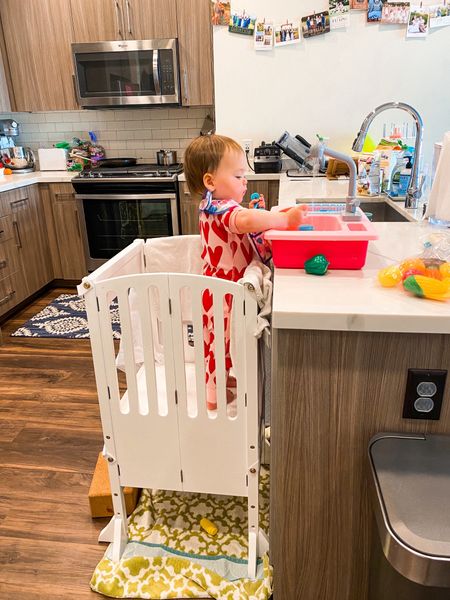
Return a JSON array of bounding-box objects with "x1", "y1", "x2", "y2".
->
[
  {"x1": 378, "y1": 257, "x2": 450, "y2": 301},
  {"x1": 403, "y1": 275, "x2": 450, "y2": 302},
  {"x1": 378, "y1": 265, "x2": 402, "y2": 287},
  {"x1": 200, "y1": 518, "x2": 218, "y2": 536},
  {"x1": 305, "y1": 254, "x2": 329, "y2": 276}
]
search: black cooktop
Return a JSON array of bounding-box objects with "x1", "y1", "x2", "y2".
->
[{"x1": 77, "y1": 163, "x2": 183, "y2": 179}]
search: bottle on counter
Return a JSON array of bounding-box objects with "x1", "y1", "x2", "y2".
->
[{"x1": 398, "y1": 156, "x2": 413, "y2": 198}]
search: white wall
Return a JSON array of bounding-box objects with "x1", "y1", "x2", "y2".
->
[{"x1": 214, "y1": 0, "x2": 450, "y2": 164}]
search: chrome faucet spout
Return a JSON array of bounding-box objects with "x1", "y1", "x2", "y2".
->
[
  {"x1": 308, "y1": 142, "x2": 358, "y2": 217},
  {"x1": 352, "y1": 101, "x2": 424, "y2": 209}
]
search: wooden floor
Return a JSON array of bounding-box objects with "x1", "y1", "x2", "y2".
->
[{"x1": 0, "y1": 287, "x2": 108, "y2": 599}]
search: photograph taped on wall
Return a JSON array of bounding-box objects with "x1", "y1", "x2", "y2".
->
[
  {"x1": 229, "y1": 8, "x2": 256, "y2": 35},
  {"x1": 330, "y1": 0, "x2": 350, "y2": 28},
  {"x1": 429, "y1": 3, "x2": 450, "y2": 27},
  {"x1": 381, "y1": 2, "x2": 410, "y2": 24},
  {"x1": 351, "y1": 0, "x2": 368, "y2": 8},
  {"x1": 274, "y1": 21, "x2": 301, "y2": 45},
  {"x1": 301, "y1": 11, "x2": 331, "y2": 37},
  {"x1": 255, "y1": 19, "x2": 274, "y2": 50},
  {"x1": 406, "y1": 5, "x2": 430, "y2": 36},
  {"x1": 211, "y1": 1, "x2": 231, "y2": 26},
  {"x1": 367, "y1": 0, "x2": 386, "y2": 20}
]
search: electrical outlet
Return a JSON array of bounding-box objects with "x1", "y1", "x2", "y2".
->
[
  {"x1": 242, "y1": 139, "x2": 253, "y2": 155},
  {"x1": 403, "y1": 368, "x2": 447, "y2": 420}
]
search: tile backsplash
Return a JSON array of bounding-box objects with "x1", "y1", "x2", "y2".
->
[{"x1": 0, "y1": 107, "x2": 212, "y2": 166}]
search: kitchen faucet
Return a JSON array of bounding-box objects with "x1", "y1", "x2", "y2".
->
[
  {"x1": 307, "y1": 138, "x2": 360, "y2": 220},
  {"x1": 352, "y1": 101, "x2": 424, "y2": 209}
]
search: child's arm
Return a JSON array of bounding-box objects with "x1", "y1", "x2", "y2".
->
[{"x1": 235, "y1": 204, "x2": 307, "y2": 234}]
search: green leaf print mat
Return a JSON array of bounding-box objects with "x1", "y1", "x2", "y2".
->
[{"x1": 90, "y1": 467, "x2": 272, "y2": 599}]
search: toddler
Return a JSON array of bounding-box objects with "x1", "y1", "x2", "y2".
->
[{"x1": 184, "y1": 134, "x2": 306, "y2": 410}]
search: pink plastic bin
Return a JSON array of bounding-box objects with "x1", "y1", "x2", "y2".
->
[{"x1": 264, "y1": 207, "x2": 378, "y2": 270}]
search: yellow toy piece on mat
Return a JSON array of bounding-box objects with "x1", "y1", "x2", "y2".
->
[{"x1": 200, "y1": 518, "x2": 218, "y2": 536}]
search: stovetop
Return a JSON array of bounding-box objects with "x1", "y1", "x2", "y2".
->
[{"x1": 76, "y1": 162, "x2": 183, "y2": 180}]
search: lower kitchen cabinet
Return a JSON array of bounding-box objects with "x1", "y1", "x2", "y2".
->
[
  {"x1": 0, "y1": 185, "x2": 52, "y2": 316},
  {"x1": 179, "y1": 179, "x2": 280, "y2": 235},
  {"x1": 48, "y1": 183, "x2": 87, "y2": 280}
]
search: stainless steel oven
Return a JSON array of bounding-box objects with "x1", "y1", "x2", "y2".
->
[
  {"x1": 72, "y1": 164, "x2": 181, "y2": 271},
  {"x1": 72, "y1": 39, "x2": 180, "y2": 108}
]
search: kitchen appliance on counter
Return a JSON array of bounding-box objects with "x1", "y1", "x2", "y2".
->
[
  {"x1": 72, "y1": 39, "x2": 181, "y2": 108},
  {"x1": 0, "y1": 118, "x2": 35, "y2": 173},
  {"x1": 276, "y1": 131, "x2": 328, "y2": 175},
  {"x1": 254, "y1": 141, "x2": 282, "y2": 174},
  {"x1": 72, "y1": 162, "x2": 183, "y2": 271}
]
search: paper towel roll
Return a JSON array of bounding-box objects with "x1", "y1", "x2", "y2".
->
[{"x1": 426, "y1": 131, "x2": 450, "y2": 222}]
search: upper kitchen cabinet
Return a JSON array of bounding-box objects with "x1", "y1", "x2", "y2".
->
[
  {"x1": 71, "y1": 0, "x2": 177, "y2": 42},
  {"x1": 176, "y1": 0, "x2": 214, "y2": 106},
  {"x1": 0, "y1": 31, "x2": 11, "y2": 112},
  {"x1": 0, "y1": 0, "x2": 78, "y2": 111}
]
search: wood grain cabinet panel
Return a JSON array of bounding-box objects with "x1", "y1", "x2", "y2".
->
[
  {"x1": 176, "y1": 0, "x2": 214, "y2": 106},
  {"x1": 179, "y1": 179, "x2": 280, "y2": 235},
  {"x1": 71, "y1": 0, "x2": 122, "y2": 42},
  {"x1": 49, "y1": 184, "x2": 87, "y2": 281},
  {"x1": 0, "y1": 37, "x2": 11, "y2": 112},
  {"x1": 126, "y1": 0, "x2": 177, "y2": 39},
  {"x1": 8, "y1": 186, "x2": 53, "y2": 295},
  {"x1": 0, "y1": 0, "x2": 78, "y2": 111}
]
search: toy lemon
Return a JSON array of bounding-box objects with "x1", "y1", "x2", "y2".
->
[
  {"x1": 439, "y1": 262, "x2": 450, "y2": 279},
  {"x1": 378, "y1": 265, "x2": 402, "y2": 287},
  {"x1": 403, "y1": 275, "x2": 450, "y2": 301}
]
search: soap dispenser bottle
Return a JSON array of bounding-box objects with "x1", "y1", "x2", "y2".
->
[
  {"x1": 398, "y1": 156, "x2": 413, "y2": 198},
  {"x1": 390, "y1": 156, "x2": 406, "y2": 197}
]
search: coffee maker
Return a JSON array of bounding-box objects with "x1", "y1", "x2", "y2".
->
[{"x1": 0, "y1": 118, "x2": 35, "y2": 173}]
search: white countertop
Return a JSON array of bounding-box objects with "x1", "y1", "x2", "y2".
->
[
  {"x1": 272, "y1": 222, "x2": 450, "y2": 334},
  {"x1": 0, "y1": 170, "x2": 75, "y2": 192}
]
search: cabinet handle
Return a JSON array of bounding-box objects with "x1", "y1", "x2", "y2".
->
[
  {"x1": 12, "y1": 220, "x2": 22, "y2": 249},
  {"x1": 115, "y1": 0, "x2": 124, "y2": 39},
  {"x1": 0, "y1": 229, "x2": 4, "y2": 236},
  {"x1": 74, "y1": 208, "x2": 81, "y2": 239},
  {"x1": 54, "y1": 193, "x2": 74, "y2": 202},
  {"x1": 0, "y1": 289, "x2": 15, "y2": 306},
  {"x1": 10, "y1": 196, "x2": 28, "y2": 207},
  {"x1": 125, "y1": 0, "x2": 133, "y2": 36},
  {"x1": 0, "y1": 259, "x2": 7, "y2": 269},
  {"x1": 183, "y1": 68, "x2": 189, "y2": 104}
]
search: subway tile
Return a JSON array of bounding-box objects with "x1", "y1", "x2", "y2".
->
[
  {"x1": 133, "y1": 129, "x2": 153, "y2": 140},
  {"x1": 167, "y1": 108, "x2": 189, "y2": 119},
  {"x1": 45, "y1": 112, "x2": 68, "y2": 123},
  {"x1": 178, "y1": 119, "x2": 197, "y2": 129},
  {"x1": 186, "y1": 108, "x2": 209, "y2": 119},
  {"x1": 160, "y1": 119, "x2": 176, "y2": 129},
  {"x1": 125, "y1": 120, "x2": 145, "y2": 130},
  {"x1": 188, "y1": 128, "x2": 201, "y2": 138},
  {"x1": 38, "y1": 122, "x2": 56, "y2": 132},
  {"x1": 98, "y1": 131, "x2": 117, "y2": 141},
  {"x1": 149, "y1": 109, "x2": 168, "y2": 120},
  {"x1": 144, "y1": 140, "x2": 165, "y2": 149},
  {"x1": 169, "y1": 128, "x2": 188, "y2": 139},
  {"x1": 126, "y1": 140, "x2": 145, "y2": 149},
  {"x1": 158, "y1": 129, "x2": 170, "y2": 139}
]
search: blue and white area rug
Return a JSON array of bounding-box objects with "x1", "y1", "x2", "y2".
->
[{"x1": 11, "y1": 293, "x2": 121, "y2": 339}]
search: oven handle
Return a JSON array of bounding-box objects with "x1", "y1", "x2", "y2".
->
[{"x1": 75, "y1": 193, "x2": 177, "y2": 201}]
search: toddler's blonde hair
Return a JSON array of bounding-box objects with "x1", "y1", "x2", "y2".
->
[{"x1": 184, "y1": 134, "x2": 244, "y2": 195}]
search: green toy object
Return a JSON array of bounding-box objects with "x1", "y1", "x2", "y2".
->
[{"x1": 304, "y1": 254, "x2": 329, "y2": 276}]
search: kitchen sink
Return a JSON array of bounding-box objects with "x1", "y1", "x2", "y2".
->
[{"x1": 358, "y1": 201, "x2": 408, "y2": 222}]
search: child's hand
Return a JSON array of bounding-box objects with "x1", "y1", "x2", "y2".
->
[
  {"x1": 285, "y1": 204, "x2": 308, "y2": 230},
  {"x1": 249, "y1": 194, "x2": 266, "y2": 209}
]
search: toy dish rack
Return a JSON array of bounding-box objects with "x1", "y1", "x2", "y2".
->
[{"x1": 265, "y1": 203, "x2": 378, "y2": 270}]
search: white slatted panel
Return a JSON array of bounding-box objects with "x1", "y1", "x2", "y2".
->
[
  {"x1": 170, "y1": 274, "x2": 252, "y2": 497},
  {"x1": 212, "y1": 290, "x2": 227, "y2": 417},
  {"x1": 95, "y1": 273, "x2": 182, "y2": 491}
]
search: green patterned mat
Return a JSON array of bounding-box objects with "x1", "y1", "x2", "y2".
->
[{"x1": 91, "y1": 468, "x2": 272, "y2": 599}]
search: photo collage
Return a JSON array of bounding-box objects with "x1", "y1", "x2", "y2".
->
[{"x1": 210, "y1": 0, "x2": 449, "y2": 43}]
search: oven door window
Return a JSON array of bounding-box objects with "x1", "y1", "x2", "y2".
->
[
  {"x1": 83, "y1": 199, "x2": 174, "y2": 259},
  {"x1": 75, "y1": 49, "x2": 176, "y2": 98}
]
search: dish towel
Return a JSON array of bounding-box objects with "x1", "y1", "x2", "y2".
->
[
  {"x1": 238, "y1": 259, "x2": 273, "y2": 345},
  {"x1": 426, "y1": 131, "x2": 450, "y2": 221}
]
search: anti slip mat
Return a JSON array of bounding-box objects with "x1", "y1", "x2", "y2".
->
[{"x1": 11, "y1": 293, "x2": 121, "y2": 339}]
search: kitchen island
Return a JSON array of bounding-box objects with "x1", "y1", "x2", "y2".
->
[{"x1": 269, "y1": 221, "x2": 450, "y2": 600}]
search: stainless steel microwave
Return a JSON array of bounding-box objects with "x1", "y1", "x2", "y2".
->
[{"x1": 72, "y1": 39, "x2": 181, "y2": 108}]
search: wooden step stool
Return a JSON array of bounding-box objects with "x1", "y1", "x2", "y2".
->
[{"x1": 88, "y1": 452, "x2": 139, "y2": 518}]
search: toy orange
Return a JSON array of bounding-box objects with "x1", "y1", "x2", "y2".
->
[{"x1": 399, "y1": 258, "x2": 426, "y2": 275}]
